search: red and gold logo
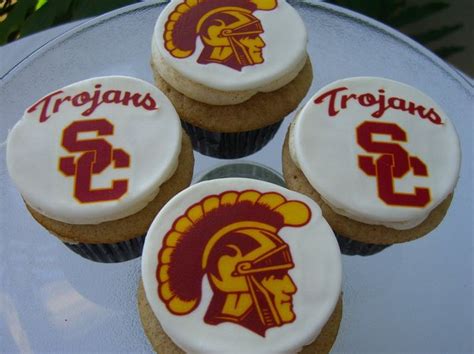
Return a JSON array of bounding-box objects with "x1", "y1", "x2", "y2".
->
[
  {"x1": 357, "y1": 121, "x2": 431, "y2": 207},
  {"x1": 157, "y1": 190, "x2": 310, "y2": 336},
  {"x1": 163, "y1": 0, "x2": 277, "y2": 71},
  {"x1": 59, "y1": 119, "x2": 130, "y2": 203}
]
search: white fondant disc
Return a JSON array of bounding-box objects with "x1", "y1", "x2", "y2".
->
[
  {"x1": 291, "y1": 77, "x2": 461, "y2": 229},
  {"x1": 7, "y1": 76, "x2": 182, "y2": 224}
]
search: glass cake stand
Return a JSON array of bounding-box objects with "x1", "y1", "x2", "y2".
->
[{"x1": 0, "y1": 1, "x2": 472, "y2": 353}]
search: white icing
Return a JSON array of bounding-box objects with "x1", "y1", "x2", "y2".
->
[
  {"x1": 141, "y1": 178, "x2": 342, "y2": 354},
  {"x1": 7, "y1": 76, "x2": 182, "y2": 224},
  {"x1": 291, "y1": 77, "x2": 461, "y2": 230},
  {"x1": 153, "y1": 0, "x2": 307, "y2": 97}
]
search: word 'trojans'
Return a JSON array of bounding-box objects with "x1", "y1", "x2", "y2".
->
[
  {"x1": 314, "y1": 86, "x2": 442, "y2": 125},
  {"x1": 27, "y1": 84, "x2": 159, "y2": 123}
]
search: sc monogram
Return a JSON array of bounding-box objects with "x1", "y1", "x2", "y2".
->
[
  {"x1": 59, "y1": 118, "x2": 130, "y2": 203},
  {"x1": 356, "y1": 121, "x2": 430, "y2": 208}
]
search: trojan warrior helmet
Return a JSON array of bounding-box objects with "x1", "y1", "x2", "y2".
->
[
  {"x1": 157, "y1": 190, "x2": 311, "y2": 336},
  {"x1": 163, "y1": 0, "x2": 278, "y2": 71}
]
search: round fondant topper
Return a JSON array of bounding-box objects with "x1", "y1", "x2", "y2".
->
[
  {"x1": 142, "y1": 179, "x2": 341, "y2": 353},
  {"x1": 7, "y1": 76, "x2": 182, "y2": 224},
  {"x1": 155, "y1": 0, "x2": 307, "y2": 91},
  {"x1": 291, "y1": 77, "x2": 461, "y2": 230}
]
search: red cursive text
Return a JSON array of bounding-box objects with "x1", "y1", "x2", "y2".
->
[
  {"x1": 27, "y1": 84, "x2": 158, "y2": 123},
  {"x1": 314, "y1": 86, "x2": 442, "y2": 125}
]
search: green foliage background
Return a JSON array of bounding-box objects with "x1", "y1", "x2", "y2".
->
[
  {"x1": 0, "y1": 0, "x2": 465, "y2": 58},
  {"x1": 328, "y1": 0, "x2": 464, "y2": 58},
  {"x1": 0, "y1": 0, "x2": 141, "y2": 44}
]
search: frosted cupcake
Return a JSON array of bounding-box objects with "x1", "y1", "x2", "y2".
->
[
  {"x1": 139, "y1": 178, "x2": 343, "y2": 353},
  {"x1": 151, "y1": 0, "x2": 312, "y2": 158},
  {"x1": 7, "y1": 76, "x2": 194, "y2": 262},
  {"x1": 283, "y1": 77, "x2": 461, "y2": 255}
]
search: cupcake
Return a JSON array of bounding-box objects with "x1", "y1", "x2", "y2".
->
[
  {"x1": 283, "y1": 77, "x2": 461, "y2": 256},
  {"x1": 139, "y1": 178, "x2": 342, "y2": 353},
  {"x1": 6, "y1": 76, "x2": 194, "y2": 263},
  {"x1": 151, "y1": 0, "x2": 312, "y2": 158}
]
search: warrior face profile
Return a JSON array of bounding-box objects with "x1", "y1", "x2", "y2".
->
[
  {"x1": 204, "y1": 228, "x2": 297, "y2": 335},
  {"x1": 163, "y1": 0, "x2": 278, "y2": 71},
  {"x1": 157, "y1": 190, "x2": 310, "y2": 336}
]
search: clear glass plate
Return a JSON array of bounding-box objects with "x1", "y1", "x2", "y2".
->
[{"x1": 0, "y1": 1, "x2": 472, "y2": 352}]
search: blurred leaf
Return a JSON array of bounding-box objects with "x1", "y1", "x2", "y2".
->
[
  {"x1": 411, "y1": 24, "x2": 463, "y2": 44},
  {"x1": 20, "y1": 0, "x2": 73, "y2": 37},
  {"x1": 0, "y1": 0, "x2": 36, "y2": 44},
  {"x1": 387, "y1": 2, "x2": 449, "y2": 27},
  {"x1": 434, "y1": 45, "x2": 465, "y2": 59},
  {"x1": 1, "y1": 0, "x2": 17, "y2": 16},
  {"x1": 35, "y1": 0, "x2": 48, "y2": 10}
]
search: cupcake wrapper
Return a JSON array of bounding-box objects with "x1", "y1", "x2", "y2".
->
[
  {"x1": 335, "y1": 233, "x2": 391, "y2": 256},
  {"x1": 181, "y1": 120, "x2": 283, "y2": 159},
  {"x1": 63, "y1": 234, "x2": 146, "y2": 263}
]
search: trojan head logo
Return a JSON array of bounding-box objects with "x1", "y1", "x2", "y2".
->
[
  {"x1": 163, "y1": 0, "x2": 278, "y2": 71},
  {"x1": 157, "y1": 190, "x2": 311, "y2": 336}
]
